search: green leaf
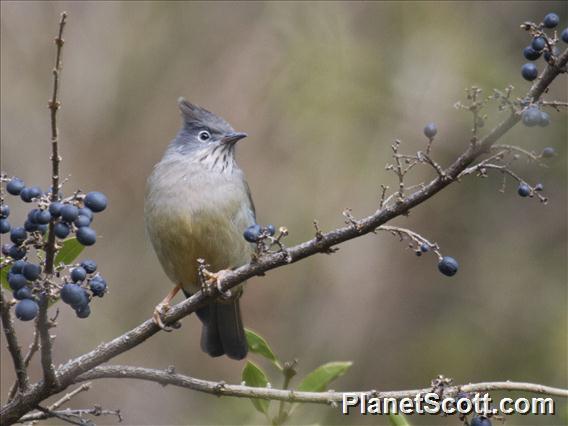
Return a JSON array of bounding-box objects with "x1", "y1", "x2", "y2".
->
[
  {"x1": 1, "y1": 264, "x2": 9, "y2": 290},
  {"x1": 242, "y1": 361, "x2": 270, "y2": 415},
  {"x1": 297, "y1": 361, "x2": 352, "y2": 392},
  {"x1": 245, "y1": 328, "x2": 282, "y2": 369},
  {"x1": 388, "y1": 413, "x2": 411, "y2": 426},
  {"x1": 54, "y1": 238, "x2": 84, "y2": 266}
]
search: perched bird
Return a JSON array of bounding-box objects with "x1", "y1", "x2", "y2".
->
[{"x1": 144, "y1": 98, "x2": 255, "y2": 360}]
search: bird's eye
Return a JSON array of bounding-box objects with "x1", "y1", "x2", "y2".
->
[{"x1": 198, "y1": 130, "x2": 211, "y2": 142}]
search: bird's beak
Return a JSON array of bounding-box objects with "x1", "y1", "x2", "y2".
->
[{"x1": 221, "y1": 132, "x2": 247, "y2": 145}]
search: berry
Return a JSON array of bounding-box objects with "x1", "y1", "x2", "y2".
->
[
  {"x1": 15, "y1": 299, "x2": 39, "y2": 321},
  {"x1": 0, "y1": 219, "x2": 10, "y2": 234},
  {"x1": 35, "y1": 210, "x2": 51, "y2": 225},
  {"x1": 0, "y1": 204, "x2": 9, "y2": 219},
  {"x1": 562, "y1": 28, "x2": 568, "y2": 43},
  {"x1": 70, "y1": 267, "x2": 87, "y2": 282},
  {"x1": 8, "y1": 273, "x2": 27, "y2": 291},
  {"x1": 265, "y1": 224, "x2": 276, "y2": 236},
  {"x1": 19, "y1": 188, "x2": 33, "y2": 202},
  {"x1": 521, "y1": 63, "x2": 538, "y2": 81},
  {"x1": 438, "y1": 256, "x2": 459, "y2": 277},
  {"x1": 24, "y1": 221, "x2": 37, "y2": 232},
  {"x1": 420, "y1": 243, "x2": 430, "y2": 253},
  {"x1": 534, "y1": 183, "x2": 544, "y2": 191},
  {"x1": 54, "y1": 222, "x2": 70, "y2": 239},
  {"x1": 76, "y1": 227, "x2": 97, "y2": 246},
  {"x1": 27, "y1": 208, "x2": 40, "y2": 223},
  {"x1": 470, "y1": 416, "x2": 492, "y2": 426},
  {"x1": 49, "y1": 202, "x2": 63, "y2": 217},
  {"x1": 544, "y1": 47, "x2": 560, "y2": 62},
  {"x1": 522, "y1": 46, "x2": 541, "y2": 61},
  {"x1": 243, "y1": 224, "x2": 262, "y2": 242},
  {"x1": 60, "y1": 204, "x2": 79, "y2": 222},
  {"x1": 60, "y1": 284, "x2": 86, "y2": 306},
  {"x1": 80, "y1": 259, "x2": 97, "y2": 274},
  {"x1": 8, "y1": 245, "x2": 26, "y2": 260},
  {"x1": 75, "y1": 304, "x2": 91, "y2": 319},
  {"x1": 6, "y1": 177, "x2": 25, "y2": 195},
  {"x1": 518, "y1": 183, "x2": 531, "y2": 197},
  {"x1": 14, "y1": 287, "x2": 32, "y2": 300},
  {"x1": 543, "y1": 13, "x2": 559, "y2": 28},
  {"x1": 78, "y1": 207, "x2": 94, "y2": 221},
  {"x1": 84, "y1": 191, "x2": 108, "y2": 213},
  {"x1": 531, "y1": 36, "x2": 546, "y2": 51},
  {"x1": 521, "y1": 107, "x2": 541, "y2": 127},
  {"x1": 10, "y1": 227, "x2": 27, "y2": 245},
  {"x1": 10, "y1": 260, "x2": 27, "y2": 274},
  {"x1": 74, "y1": 215, "x2": 91, "y2": 228},
  {"x1": 90, "y1": 276, "x2": 107, "y2": 297},
  {"x1": 72, "y1": 289, "x2": 90, "y2": 310},
  {"x1": 37, "y1": 224, "x2": 48, "y2": 235},
  {"x1": 542, "y1": 147, "x2": 555, "y2": 158},
  {"x1": 22, "y1": 263, "x2": 41, "y2": 281},
  {"x1": 2, "y1": 244, "x2": 12, "y2": 256},
  {"x1": 423, "y1": 122, "x2": 437, "y2": 138},
  {"x1": 538, "y1": 111, "x2": 550, "y2": 127}
]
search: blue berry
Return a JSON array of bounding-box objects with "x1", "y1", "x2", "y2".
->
[
  {"x1": 14, "y1": 287, "x2": 32, "y2": 300},
  {"x1": 0, "y1": 205, "x2": 9, "y2": 219},
  {"x1": 15, "y1": 299, "x2": 39, "y2": 321},
  {"x1": 0, "y1": 219, "x2": 10, "y2": 234},
  {"x1": 8, "y1": 273, "x2": 27, "y2": 291},
  {"x1": 522, "y1": 107, "x2": 541, "y2": 127},
  {"x1": 420, "y1": 243, "x2": 430, "y2": 253},
  {"x1": 90, "y1": 276, "x2": 107, "y2": 297},
  {"x1": 10, "y1": 227, "x2": 27, "y2": 245},
  {"x1": 72, "y1": 289, "x2": 90, "y2": 310},
  {"x1": 542, "y1": 147, "x2": 555, "y2": 158},
  {"x1": 74, "y1": 215, "x2": 91, "y2": 228},
  {"x1": 243, "y1": 224, "x2": 262, "y2": 242},
  {"x1": 27, "y1": 209, "x2": 40, "y2": 223},
  {"x1": 75, "y1": 304, "x2": 91, "y2": 318},
  {"x1": 265, "y1": 224, "x2": 276, "y2": 236},
  {"x1": 8, "y1": 245, "x2": 26, "y2": 260},
  {"x1": 23, "y1": 263, "x2": 41, "y2": 281},
  {"x1": 521, "y1": 63, "x2": 538, "y2": 81},
  {"x1": 538, "y1": 111, "x2": 550, "y2": 127},
  {"x1": 78, "y1": 207, "x2": 93, "y2": 221},
  {"x1": 6, "y1": 178, "x2": 25, "y2": 195},
  {"x1": 438, "y1": 256, "x2": 459, "y2": 277},
  {"x1": 76, "y1": 227, "x2": 97, "y2": 246},
  {"x1": 543, "y1": 13, "x2": 559, "y2": 28},
  {"x1": 19, "y1": 187, "x2": 33, "y2": 202},
  {"x1": 531, "y1": 36, "x2": 546, "y2": 51},
  {"x1": 518, "y1": 183, "x2": 531, "y2": 197},
  {"x1": 70, "y1": 267, "x2": 87, "y2": 282},
  {"x1": 562, "y1": 28, "x2": 568, "y2": 43},
  {"x1": 60, "y1": 284, "x2": 86, "y2": 306},
  {"x1": 10, "y1": 260, "x2": 27, "y2": 274},
  {"x1": 24, "y1": 220, "x2": 37, "y2": 232},
  {"x1": 49, "y1": 202, "x2": 63, "y2": 217},
  {"x1": 60, "y1": 204, "x2": 79, "y2": 222},
  {"x1": 84, "y1": 191, "x2": 107, "y2": 213},
  {"x1": 470, "y1": 416, "x2": 492, "y2": 426},
  {"x1": 80, "y1": 260, "x2": 97, "y2": 274},
  {"x1": 37, "y1": 224, "x2": 48, "y2": 235},
  {"x1": 2, "y1": 244, "x2": 12, "y2": 256},
  {"x1": 35, "y1": 210, "x2": 51, "y2": 225},
  {"x1": 544, "y1": 47, "x2": 560, "y2": 62},
  {"x1": 54, "y1": 222, "x2": 70, "y2": 239},
  {"x1": 423, "y1": 122, "x2": 437, "y2": 138},
  {"x1": 534, "y1": 183, "x2": 544, "y2": 191},
  {"x1": 523, "y1": 46, "x2": 541, "y2": 61}
]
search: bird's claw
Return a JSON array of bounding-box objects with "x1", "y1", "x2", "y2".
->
[
  {"x1": 200, "y1": 269, "x2": 233, "y2": 299},
  {"x1": 153, "y1": 302, "x2": 174, "y2": 332}
]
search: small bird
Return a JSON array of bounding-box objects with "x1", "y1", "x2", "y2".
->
[{"x1": 144, "y1": 98, "x2": 255, "y2": 360}]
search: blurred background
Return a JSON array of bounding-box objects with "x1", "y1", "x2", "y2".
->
[{"x1": 1, "y1": 1, "x2": 566, "y2": 425}]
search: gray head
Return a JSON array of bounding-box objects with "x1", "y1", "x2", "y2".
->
[{"x1": 168, "y1": 98, "x2": 247, "y2": 172}]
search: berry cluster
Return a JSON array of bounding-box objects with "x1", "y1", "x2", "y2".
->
[
  {"x1": 243, "y1": 224, "x2": 276, "y2": 243},
  {"x1": 1, "y1": 175, "x2": 108, "y2": 321}
]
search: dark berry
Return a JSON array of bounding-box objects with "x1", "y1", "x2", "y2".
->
[
  {"x1": 243, "y1": 224, "x2": 262, "y2": 242},
  {"x1": 0, "y1": 219, "x2": 10, "y2": 234},
  {"x1": 523, "y1": 46, "x2": 541, "y2": 61},
  {"x1": 78, "y1": 207, "x2": 94, "y2": 221},
  {"x1": 8, "y1": 273, "x2": 27, "y2": 291},
  {"x1": 37, "y1": 224, "x2": 48, "y2": 235},
  {"x1": 60, "y1": 204, "x2": 79, "y2": 222},
  {"x1": 521, "y1": 63, "x2": 538, "y2": 81},
  {"x1": 80, "y1": 259, "x2": 97, "y2": 274},
  {"x1": 24, "y1": 221, "x2": 37, "y2": 232},
  {"x1": 534, "y1": 183, "x2": 544, "y2": 191},
  {"x1": 72, "y1": 289, "x2": 90, "y2": 310},
  {"x1": 75, "y1": 304, "x2": 91, "y2": 319},
  {"x1": 531, "y1": 36, "x2": 546, "y2": 51},
  {"x1": 544, "y1": 47, "x2": 560, "y2": 62},
  {"x1": 543, "y1": 13, "x2": 559, "y2": 28},
  {"x1": 6, "y1": 178, "x2": 25, "y2": 195},
  {"x1": 542, "y1": 147, "x2": 555, "y2": 158},
  {"x1": 10, "y1": 260, "x2": 27, "y2": 274},
  {"x1": 15, "y1": 299, "x2": 39, "y2": 321},
  {"x1": 438, "y1": 256, "x2": 459, "y2": 277},
  {"x1": 19, "y1": 187, "x2": 33, "y2": 202},
  {"x1": 54, "y1": 222, "x2": 70, "y2": 239},
  {"x1": 420, "y1": 243, "x2": 430, "y2": 253},
  {"x1": 522, "y1": 107, "x2": 541, "y2": 127},
  {"x1": 562, "y1": 28, "x2": 568, "y2": 43},
  {"x1": 10, "y1": 227, "x2": 27, "y2": 245},
  {"x1": 518, "y1": 183, "x2": 531, "y2": 197},
  {"x1": 70, "y1": 267, "x2": 87, "y2": 282},
  {"x1": 60, "y1": 284, "x2": 85, "y2": 306},
  {"x1": 84, "y1": 191, "x2": 108, "y2": 213},
  {"x1": 0, "y1": 204, "x2": 9, "y2": 219},
  {"x1": 265, "y1": 224, "x2": 276, "y2": 236},
  {"x1": 22, "y1": 263, "x2": 41, "y2": 281},
  {"x1": 35, "y1": 210, "x2": 51, "y2": 225},
  {"x1": 2, "y1": 244, "x2": 12, "y2": 256},
  {"x1": 27, "y1": 209, "x2": 40, "y2": 223},
  {"x1": 14, "y1": 287, "x2": 32, "y2": 300},
  {"x1": 8, "y1": 245, "x2": 27, "y2": 260},
  {"x1": 76, "y1": 227, "x2": 97, "y2": 246},
  {"x1": 538, "y1": 111, "x2": 550, "y2": 127},
  {"x1": 470, "y1": 416, "x2": 492, "y2": 426},
  {"x1": 90, "y1": 276, "x2": 107, "y2": 297},
  {"x1": 74, "y1": 215, "x2": 91, "y2": 228},
  {"x1": 423, "y1": 122, "x2": 437, "y2": 138},
  {"x1": 49, "y1": 202, "x2": 63, "y2": 217}
]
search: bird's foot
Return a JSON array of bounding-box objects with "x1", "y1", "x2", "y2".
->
[
  {"x1": 152, "y1": 284, "x2": 182, "y2": 331},
  {"x1": 200, "y1": 268, "x2": 233, "y2": 299}
]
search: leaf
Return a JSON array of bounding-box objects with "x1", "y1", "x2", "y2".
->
[
  {"x1": 297, "y1": 361, "x2": 352, "y2": 392},
  {"x1": 245, "y1": 328, "x2": 282, "y2": 369},
  {"x1": 389, "y1": 413, "x2": 411, "y2": 426},
  {"x1": 54, "y1": 238, "x2": 84, "y2": 266},
  {"x1": 1, "y1": 265, "x2": 9, "y2": 291},
  {"x1": 242, "y1": 361, "x2": 270, "y2": 415}
]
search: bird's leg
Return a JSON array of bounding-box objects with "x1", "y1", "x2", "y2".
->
[
  {"x1": 153, "y1": 284, "x2": 181, "y2": 330},
  {"x1": 200, "y1": 268, "x2": 233, "y2": 299}
]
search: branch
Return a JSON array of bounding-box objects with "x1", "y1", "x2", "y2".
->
[
  {"x1": 18, "y1": 406, "x2": 122, "y2": 425},
  {"x1": 7, "y1": 326, "x2": 39, "y2": 401},
  {"x1": 74, "y1": 365, "x2": 568, "y2": 403}
]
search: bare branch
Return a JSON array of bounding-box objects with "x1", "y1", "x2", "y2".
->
[
  {"x1": 19, "y1": 405, "x2": 122, "y2": 425},
  {"x1": 8, "y1": 327, "x2": 39, "y2": 401},
  {"x1": 49, "y1": 383, "x2": 91, "y2": 411}
]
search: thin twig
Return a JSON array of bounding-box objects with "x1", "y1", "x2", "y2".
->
[
  {"x1": 8, "y1": 328, "x2": 39, "y2": 401},
  {"x1": 19, "y1": 406, "x2": 122, "y2": 424},
  {"x1": 49, "y1": 383, "x2": 91, "y2": 411}
]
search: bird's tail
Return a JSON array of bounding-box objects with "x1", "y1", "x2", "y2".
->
[{"x1": 194, "y1": 298, "x2": 248, "y2": 360}]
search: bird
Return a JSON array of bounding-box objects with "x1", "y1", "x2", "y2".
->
[{"x1": 144, "y1": 98, "x2": 255, "y2": 360}]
